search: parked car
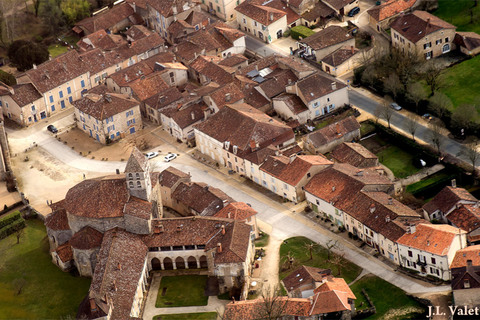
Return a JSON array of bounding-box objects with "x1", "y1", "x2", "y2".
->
[
  {"x1": 47, "y1": 125, "x2": 58, "y2": 133},
  {"x1": 164, "y1": 153, "x2": 177, "y2": 162},
  {"x1": 145, "y1": 152, "x2": 159, "y2": 159},
  {"x1": 347, "y1": 7, "x2": 360, "y2": 17},
  {"x1": 422, "y1": 113, "x2": 433, "y2": 121},
  {"x1": 390, "y1": 102, "x2": 402, "y2": 111}
]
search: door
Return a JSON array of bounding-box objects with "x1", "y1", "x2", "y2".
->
[
  {"x1": 276, "y1": 30, "x2": 282, "y2": 39},
  {"x1": 33, "y1": 115, "x2": 37, "y2": 122}
]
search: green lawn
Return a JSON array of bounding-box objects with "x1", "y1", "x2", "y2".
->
[
  {"x1": 438, "y1": 55, "x2": 480, "y2": 112},
  {"x1": 434, "y1": 0, "x2": 480, "y2": 34},
  {"x1": 156, "y1": 275, "x2": 208, "y2": 308},
  {"x1": 255, "y1": 232, "x2": 270, "y2": 247},
  {"x1": 279, "y1": 237, "x2": 362, "y2": 284},
  {"x1": 153, "y1": 312, "x2": 217, "y2": 320},
  {"x1": 377, "y1": 145, "x2": 420, "y2": 178},
  {"x1": 350, "y1": 275, "x2": 426, "y2": 319},
  {"x1": 48, "y1": 44, "x2": 69, "y2": 58},
  {"x1": 405, "y1": 172, "x2": 451, "y2": 194},
  {"x1": 0, "y1": 219, "x2": 91, "y2": 319}
]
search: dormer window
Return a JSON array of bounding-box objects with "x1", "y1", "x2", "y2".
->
[
  {"x1": 464, "y1": 279, "x2": 470, "y2": 288},
  {"x1": 233, "y1": 145, "x2": 238, "y2": 154},
  {"x1": 136, "y1": 173, "x2": 140, "y2": 179},
  {"x1": 128, "y1": 173, "x2": 133, "y2": 179}
]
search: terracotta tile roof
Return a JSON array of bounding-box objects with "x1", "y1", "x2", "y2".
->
[
  {"x1": 173, "y1": 40, "x2": 204, "y2": 62},
  {"x1": 273, "y1": 93, "x2": 308, "y2": 115},
  {"x1": 124, "y1": 196, "x2": 152, "y2": 220},
  {"x1": 167, "y1": 20, "x2": 194, "y2": 40},
  {"x1": 332, "y1": 142, "x2": 378, "y2": 168},
  {"x1": 447, "y1": 204, "x2": 480, "y2": 233},
  {"x1": 397, "y1": 223, "x2": 466, "y2": 256},
  {"x1": 294, "y1": 72, "x2": 346, "y2": 104},
  {"x1": 167, "y1": 102, "x2": 206, "y2": 129},
  {"x1": 172, "y1": 182, "x2": 227, "y2": 216},
  {"x1": 146, "y1": 0, "x2": 193, "y2": 17},
  {"x1": 74, "y1": 3, "x2": 137, "y2": 34},
  {"x1": 367, "y1": 0, "x2": 416, "y2": 22},
  {"x1": 390, "y1": 10, "x2": 455, "y2": 44},
  {"x1": 454, "y1": 31, "x2": 480, "y2": 51},
  {"x1": 310, "y1": 290, "x2": 351, "y2": 314},
  {"x1": 185, "y1": 10, "x2": 210, "y2": 27},
  {"x1": 143, "y1": 217, "x2": 252, "y2": 264},
  {"x1": 332, "y1": 163, "x2": 393, "y2": 187},
  {"x1": 206, "y1": 82, "x2": 244, "y2": 109},
  {"x1": 236, "y1": 0, "x2": 287, "y2": 25},
  {"x1": 125, "y1": 25, "x2": 152, "y2": 41},
  {"x1": 129, "y1": 73, "x2": 170, "y2": 102},
  {"x1": 235, "y1": 76, "x2": 270, "y2": 110},
  {"x1": 45, "y1": 208, "x2": 70, "y2": 231},
  {"x1": 322, "y1": 47, "x2": 359, "y2": 67},
  {"x1": 282, "y1": 265, "x2": 331, "y2": 292},
  {"x1": 189, "y1": 55, "x2": 234, "y2": 85},
  {"x1": 300, "y1": 26, "x2": 352, "y2": 51},
  {"x1": 313, "y1": 277, "x2": 356, "y2": 300},
  {"x1": 243, "y1": 145, "x2": 278, "y2": 165},
  {"x1": 423, "y1": 186, "x2": 477, "y2": 215},
  {"x1": 261, "y1": 155, "x2": 332, "y2": 186},
  {"x1": 125, "y1": 0, "x2": 147, "y2": 9},
  {"x1": 451, "y1": 264, "x2": 480, "y2": 291},
  {"x1": 70, "y1": 226, "x2": 104, "y2": 250},
  {"x1": 194, "y1": 103, "x2": 294, "y2": 158},
  {"x1": 80, "y1": 48, "x2": 126, "y2": 75},
  {"x1": 9, "y1": 83, "x2": 42, "y2": 107},
  {"x1": 144, "y1": 87, "x2": 183, "y2": 111},
  {"x1": 158, "y1": 166, "x2": 191, "y2": 188},
  {"x1": 323, "y1": 0, "x2": 352, "y2": 10},
  {"x1": 126, "y1": 33, "x2": 165, "y2": 56},
  {"x1": 265, "y1": 0, "x2": 301, "y2": 25},
  {"x1": 90, "y1": 229, "x2": 148, "y2": 319},
  {"x1": 305, "y1": 116, "x2": 360, "y2": 147},
  {"x1": 214, "y1": 202, "x2": 257, "y2": 221},
  {"x1": 125, "y1": 147, "x2": 148, "y2": 172},
  {"x1": 50, "y1": 199, "x2": 66, "y2": 212},
  {"x1": 302, "y1": 1, "x2": 335, "y2": 21},
  {"x1": 451, "y1": 245, "x2": 480, "y2": 268},
  {"x1": 219, "y1": 54, "x2": 248, "y2": 68},
  {"x1": 64, "y1": 176, "x2": 129, "y2": 219},
  {"x1": 55, "y1": 242, "x2": 73, "y2": 262},
  {"x1": 223, "y1": 297, "x2": 311, "y2": 319},
  {"x1": 73, "y1": 86, "x2": 139, "y2": 120},
  {"x1": 238, "y1": 55, "x2": 277, "y2": 76},
  {"x1": 76, "y1": 29, "x2": 126, "y2": 51},
  {"x1": 24, "y1": 50, "x2": 88, "y2": 94},
  {"x1": 259, "y1": 69, "x2": 298, "y2": 99}
]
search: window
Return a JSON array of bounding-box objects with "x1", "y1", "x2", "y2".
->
[
  {"x1": 80, "y1": 80, "x2": 85, "y2": 88},
  {"x1": 217, "y1": 6, "x2": 221, "y2": 12},
  {"x1": 445, "y1": 37, "x2": 449, "y2": 42},
  {"x1": 60, "y1": 100, "x2": 65, "y2": 109},
  {"x1": 51, "y1": 105, "x2": 55, "y2": 112},
  {"x1": 126, "y1": 110, "x2": 133, "y2": 117},
  {"x1": 69, "y1": 96, "x2": 73, "y2": 103},
  {"x1": 425, "y1": 51, "x2": 433, "y2": 59},
  {"x1": 243, "y1": 18, "x2": 246, "y2": 24},
  {"x1": 307, "y1": 173, "x2": 311, "y2": 178},
  {"x1": 408, "y1": 250, "x2": 412, "y2": 257},
  {"x1": 95, "y1": 76, "x2": 101, "y2": 83},
  {"x1": 436, "y1": 39, "x2": 442, "y2": 45},
  {"x1": 49, "y1": 95, "x2": 54, "y2": 103},
  {"x1": 67, "y1": 87, "x2": 71, "y2": 94},
  {"x1": 254, "y1": 21, "x2": 257, "y2": 27},
  {"x1": 137, "y1": 181, "x2": 141, "y2": 188},
  {"x1": 464, "y1": 279, "x2": 470, "y2": 288},
  {"x1": 442, "y1": 44, "x2": 450, "y2": 53},
  {"x1": 406, "y1": 260, "x2": 410, "y2": 267},
  {"x1": 127, "y1": 119, "x2": 136, "y2": 126},
  {"x1": 423, "y1": 42, "x2": 431, "y2": 49},
  {"x1": 431, "y1": 257, "x2": 436, "y2": 264},
  {"x1": 31, "y1": 105, "x2": 35, "y2": 111}
]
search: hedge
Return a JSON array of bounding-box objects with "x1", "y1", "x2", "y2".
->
[
  {"x1": 0, "y1": 218, "x2": 25, "y2": 240},
  {"x1": 0, "y1": 211, "x2": 22, "y2": 229},
  {"x1": 290, "y1": 26, "x2": 315, "y2": 40}
]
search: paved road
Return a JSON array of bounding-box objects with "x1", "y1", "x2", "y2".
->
[
  {"x1": 245, "y1": 34, "x2": 282, "y2": 57},
  {"x1": 349, "y1": 89, "x2": 477, "y2": 166}
]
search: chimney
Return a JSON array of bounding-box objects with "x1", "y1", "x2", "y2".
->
[
  {"x1": 89, "y1": 298, "x2": 97, "y2": 312},
  {"x1": 113, "y1": 280, "x2": 117, "y2": 291},
  {"x1": 33, "y1": 64, "x2": 37, "y2": 69},
  {"x1": 467, "y1": 259, "x2": 473, "y2": 268},
  {"x1": 332, "y1": 186, "x2": 336, "y2": 192},
  {"x1": 370, "y1": 204, "x2": 376, "y2": 213},
  {"x1": 336, "y1": 122, "x2": 340, "y2": 134},
  {"x1": 118, "y1": 263, "x2": 122, "y2": 270},
  {"x1": 407, "y1": 223, "x2": 416, "y2": 234},
  {"x1": 388, "y1": 197, "x2": 393, "y2": 205},
  {"x1": 250, "y1": 139, "x2": 256, "y2": 151},
  {"x1": 191, "y1": 111, "x2": 195, "y2": 120},
  {"x1": 63, "y1": 62, "x2": 67, "y2": 71},
  {"x1": 124, "y1": 74, "x2": 129, "y2": 82},
  {"x1": 225, "y1": 93, "x2": 231, "y2": 102},
  {"x1": 270, "y1": 12, "x2": 274, "y2": 21},
  {"x1": 385, "y1": 215, "x2": 390, "y2": 223},
  {"x1": 221, "y1": 225, "x2": 225, "y2": 235},
  {"x1": 426, "y1": 17, "x2": 430, "y2": 27},
  {"x1": 331, "y1": 82, "x2": 336, "y2": 90},
  {"x1": 217, "y1": 242, "x2": 222, "y2": 253},
  {"x1": 174, "y1": 44, "x2": 178, "y2": 52},
  {"x1": 452, "y1": 179, "x2": 457, "y2": 188},
  {"x1": 351, "y1": 45, "x2": 354, "y2": 54},
  {"x1": 177, "y1": 225, "x2": 183, "y2": 232},
  {"x1": 228, "y1": 212, "x2": 231, "y2": 219}
]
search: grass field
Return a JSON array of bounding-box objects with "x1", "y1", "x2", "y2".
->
[
  {"x1": 377, "y1": 145, "x2": 420, "y2": 178},
  {"x1": 406, "y1": 172, "x2": 452, "y2": 194},
  {"x1": 156, "y1": 275, "x2": 209, "y2": 308},
  {"x1": 153, "y1": 312, "x2": 217, "y2": 320},
  {"x1": 434, "y1": 0, "x2": 480, "y2": 34},
  {"x1": 48, "y1": 44, "x2": 69, "y2": 58},
  {"x1": 279, "y1": 237, "x2": 362, "y2": 283},
  {"x1": 0, "y1": 219, "x2": 91, "y2": 319},
  {"x1": 350, "y1": 275, "x2": 426, "y2": 319},
  {"x1": 255, "y1": 232, "x2": 270, "y2": 247}
]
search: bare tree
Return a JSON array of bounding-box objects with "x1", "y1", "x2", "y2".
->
[
  {"x1": 407, "y1": 82, "x2": 427, "y2": 113},
  {"x1": 424, "y1": 61, "x2": 444, "y2": 96},
  {"x1": 379, "y1": 99, "x2": 394, "y2": 128},
  {"x1": 326, "y1": 239, "x2": 339, "y2": 260},
  {"x1": 405, "y1": 113, "x2": 420, "y2": 141},
  {"x1": 460, "y1": 139, "x2": 480, "y2": 173},
  {"x1": 253, "y1": 285, "x2": 289, "y2": 320},
  {"x1": 383, "y1": 73, "x2": 403, "y2": 100},
  {"x1": 15, "y1": 228, "x2": 24, "y2": 244},
  {"x1": 451, "y1": 104, "x2": 477, "y2": 134},
  {"x1": 429, "y1": 91, "x2": 452, "y2": 120},
  {"x1": 304, "y1": 242, "x2": 317, "y2": 260},
  {"x1": 329, "y1": 253, "x2": 346, "y2": 276},
  {"x1": 285, "y1": 251, "x2": 295, "y2": 270},
  {"x1": 429, "y1": 122, "x2": 447, "y2": 156}
]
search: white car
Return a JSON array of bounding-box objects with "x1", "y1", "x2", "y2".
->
[
  {"x1": 164, "y1": 153, "x2": 177, "y2": 162},
  {"x1": 145, "y1": 152, "x2": 159, "y2": 159},
  {"x1": 390, "y1": 102, "x2": 402, "y2": 111}
]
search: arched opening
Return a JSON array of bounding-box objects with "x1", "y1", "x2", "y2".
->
[
  {"x1": 128, "y1": 173, "x2": 133, "y2": 179},
  {"x1": 163, "y1": 257, "x2": 173, "y2": 270},
  {"x1": 137, "y1": 181, "x2": 141, "y2": 188},
  {"x1": 136, "y1": 173, "x2": 140, "y2": 179},
  {"x1": 175, "y1": 257, "x2": 185, "y2": 269},
  {"x1": 187, "y1": 256, "x2": 197, "y2": 269},
  {"x1": 442, "y1": 43, "x2": 450, "y2": 53},
  {"x1": 199, "y1": 255, "x2": 208, "y2": 268},
  {"x1": 129, "y1": 181, "x2": 134, "y2": 188},
  {"x1": 151, "y1": 258, "x2": 161, "y2": 270}
]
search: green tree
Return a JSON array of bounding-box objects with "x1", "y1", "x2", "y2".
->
[
  {"x1": 0, "y1": 70, "x2": 16, "y2": 86},
  {"x1": 41, "y1": 0, "x2": 65, "y2": 36},
  {"x1": 61, "y1": 0, "x2": 90, "y2": 26},
  {"x1": 7, "y1": 40, "x2": 49, "y2": 71}
]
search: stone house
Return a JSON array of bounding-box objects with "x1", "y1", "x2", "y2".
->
[
  {"x1": 160, "y1": 102, "x2": 206, "y2": 143},
  {"x1": 146, "y1": 0, "x2": 200, "y2": 39},
  {"x1": 282, "y1": 265, "x2": 332, "y2": 298},
  {"x1": 0, "y1": 83, "x2": 46, "y2": 126},
  {"x1": 321, "y1": 0, "x2": 359, "y2": 18},
  {"x1": 214, "y1": 202, "x2": 259, "y2": 238},
  {"x1": 320, "y1": 46, "x2": 362, "y2": 77},
  {"x1": 396, "y1": 223, "x2": 467, "y2": 281},
  {"x1": 298, "y1": 26, "x2": 355, "y2": 62},
  {"x1": 331, "y1": 142, "x2": 379, "y2": 168},
  {"x1": 454, "y1": 32, "x2": 480, "y2": 56},
  {"x1": 450, "y1": 245, "x2": 480, "y2": 308},
  {"x1": 304, "y1": 116, "x2": 360, "y2": 154},
  {"x1": 422, "y1": 185, "x2": 477, "y2": 221},
  {"x1": 301, "y1": 2, "x2": 335, "y2": 28},
  {"x1": 72, "y1": 86, "x2": 142, "y2": 144},
  {"x1": 390, "y1": 10, "x2": 456, "y2": 60},
  {"x1": 367, "y1": 0, "x2": 417, "y2": 33},
  {"x1": 158, "y1": 166, "x2": 192, "y2": 208}
]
